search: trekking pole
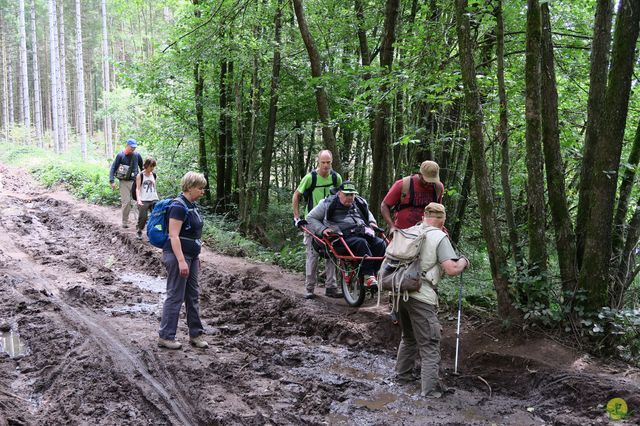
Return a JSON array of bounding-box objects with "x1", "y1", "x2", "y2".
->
[{"x1": 454, "y1": 271, "x2": 463, "y2": 375}]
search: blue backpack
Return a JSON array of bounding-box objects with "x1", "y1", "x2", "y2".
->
[{"x1": 147, "y1": 197, "x2": 190, "y2": 248}]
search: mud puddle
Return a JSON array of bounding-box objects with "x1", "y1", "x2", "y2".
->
[
  {"x1": 0, "y1": 329, "x2": 28, "y2": 358},
  {"x1": 119, "y1": 272, "x2": 166, "y2": 293}
]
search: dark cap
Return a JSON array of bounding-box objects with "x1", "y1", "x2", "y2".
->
[{"x1": 338, "y1": 181, "x2": 358, "y2": 194}]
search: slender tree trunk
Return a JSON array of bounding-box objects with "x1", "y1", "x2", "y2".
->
[
  {"x1": 455, "y1": 0, "x2": 517, "y2": 321},
  {"x1": 291, "y1": 0, "x2": 341, "y2": 173},
  {"x1": 616, "y1": 202, "x2": 640, "y2": 306},
  {"x1": 8, "y1": 59, "x2": 15, "y2": 127},
  {"x1": 355, "y1": 0, "x2": 375, "y2": 169},
  {"x1": 524, "y1": 0, "x2": 548, "y2": 293},
  {"x1": 575, "y1": 0, "x2": 614, "y2": 267},
  {"x1": 217, "y1": 60, "x2": 228, "y2": 210},
  {"x1": 75, "y1": 0, "x2": 87, "y2": 160},
  {"x1": 31, "y1": 0, "x2": 43, "y2": 147},
  {"x1": 612, "y1": 119, "x2": 640, "y2": 284},
  {"x1": 496, "y1": 0, "x2": 522, "y2": 271},
  {"x1": 579, "y1": 0, "x2": 640, "y2": 311},
  {"x1": 1, "y1": 22, "x2": 9, "y2": 140},
  {"x1": 101, "y1": 0, "x2": 112, "y2": 156},
  {"x1": 225, "y1": 61, "x2": 234, "y2": 203},
  {"x1": 18, "y1": 0, "x2": 31, "y2": 143},
  {"x1": 48, "y1": 0, "x2": 60, "y2": 153},
  {"x1": 450, "y1": 153, "x2": 473, "y2": 245},
  {"x1": 192, "y1": 0, "x2": 211, "y2": 204},
  {"x1": 57, "y1": 0, "x2": 69, "y2": 151},
  {"x1": 612, "y1": 117, "x2": 640, "y2": 262},
  {"x1": 258, "y1": 0, "x2": 283, "y2": 224},
  {"x1": 370, "y1": 0, "x2": 399, "y2": 218},
  {"x1": 540, "y1": 2, "x2": 577, "y2": 294}
]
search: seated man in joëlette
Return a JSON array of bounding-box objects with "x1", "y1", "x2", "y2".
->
[{"x1": 306, "y1": 181, "x2": 386, "y2": 287}]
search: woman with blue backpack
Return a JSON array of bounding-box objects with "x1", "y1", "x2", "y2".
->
[{"x1": 157, "y1": 171, "x2": 208, "y2": 350}]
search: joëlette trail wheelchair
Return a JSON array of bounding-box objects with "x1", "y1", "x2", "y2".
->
[{"x1": 301, "y1": 224, "x2": 388, "y2": 307}]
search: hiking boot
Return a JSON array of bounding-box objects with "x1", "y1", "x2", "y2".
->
[
  {"x1": 136, "y1": 230, "x2": 142, "y2": 239},
  {"x1": 396, "y1": 375, "x2": 416, "y2": 386},
  {"x1": 190, "y1": 335, "x2": 209, "y2": 349},
  {"x1": 304, "y1": 292, "x2": 316, "y2": 300},
  {"x1": 325, "y1": 287, "x2": 343, "y2": 298},
  {"x1": 158, "y1": 338, "x2": 182, "y2": 350},
  {"x1": 421, "y1": 390, "x2": 443, "y2": 399},
  {"x1": 365, "y1": 275, "x2": 378, "y2": 288}
]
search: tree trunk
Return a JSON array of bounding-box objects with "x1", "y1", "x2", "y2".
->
[
  {"x1": 616, "y1": 202, "x2": 640, "y2": 306},
  {"x1": 524, "y1": 0, "x2": 548, "y2": 294},
  {"x1": 496, "y1": 0, "x2": 523, "y2": 271},
  {"x1": 540, "y1": 2, "x2": 577, "y2": 294},
  {"x1": 101, "y1": 0, "x2": 113, "y2": 157},
  {"x1": 370, "y1": 0, "x2": 399, "y2": 219},
  {"x1": 455, "y1": 0, "x2": 517, "y2": 321},
  {"x1": 18, "y1": 0, "x2": 31, "y2": 143},
  {"x1": 258, "y1": 0, "x2": 283, "y2": 224},
  {"x1": 74, "y1": 0, "x2": 87, "y2": 160},
  {"x1": 48, "y1": 0, "x2": 61, "y2": 153},
  {"x1": 1, "y1": 21, "x2": 9, "y2": 140},
  {"x1": 217, "y1": 60, "x2": 228, "y2": 210},
  {"x1": 31, "y1": 0, "x2": 44, "y2": 147},
  {"x1": 579, "y1": 0, "x2": 640, "y2": 311},
  {"x1": 291, "y1": 0, "x2": 341, "y2": 173},
  {"x1": 612, "y1": 117, "x2": 640, "y2": 266},
  {"x1": 57, "y1": 0, "x2": 69, "y2": 151},
  {"x1": 192, "y1": 0, "x2": 211, "y2": 204},
  {"x1": 224, "y1": 61, "x2": 234, "y2": 206},
  {"x1": 575, "y1": 0, "x2": 614, "y2": 267}
]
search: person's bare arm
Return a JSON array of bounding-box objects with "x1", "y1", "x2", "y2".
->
[
  {"x1": 380, "y1": 202, "x2": 395, "y2": 232},
  {"x1": 292, "y1": 190, "x2": 302, "y2": 220},
  {"x1": 441, "y1": 257, "x2": 468, "y2": 276},
  {"x1": 168, "y1": 218, "x2": 189, "y2": 277},
  {"x1": 136, "y1": 173, "x2": 143, "y2": 205}
]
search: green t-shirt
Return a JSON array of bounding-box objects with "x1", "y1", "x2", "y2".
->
[{"x1": 296, "y1": 171, "x2": 343, "y2": 213}]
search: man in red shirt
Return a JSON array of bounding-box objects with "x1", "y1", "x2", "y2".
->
[{"x1": 381, "y1": 161, "x2": 444, "y2": 232}]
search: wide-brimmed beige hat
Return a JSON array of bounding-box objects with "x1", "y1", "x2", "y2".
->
[
  {"x1": 420, "y1": 160, "x2": 440, "y2": 183},
  {"x1": 424, "y1": 202, "x2": 446, "y2": 218}
]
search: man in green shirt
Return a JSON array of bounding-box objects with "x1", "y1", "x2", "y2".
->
[{"x1": 292, "y1": 150, "x2": 343, "y2": 299}]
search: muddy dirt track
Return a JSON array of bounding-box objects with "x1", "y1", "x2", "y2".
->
[{"x1": 0, "y1": 164, "x2": 638, "y2": 425}]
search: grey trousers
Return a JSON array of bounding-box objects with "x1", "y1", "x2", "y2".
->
[
  {"x1": 304, "y1": 232, "x2": 337, "y2": 293},
  {"x1": 396, "y1": 297, "x2": 441, "y2": 394},
  {"x1": 118, "y1": 180, "x2": 136, "y2": 226},
  {"x1": 136, "y1": 200, "x2": 156, "y2": 232},
  {"x1": 158, "y1": 252, "x2": 205, "y2": 340}
]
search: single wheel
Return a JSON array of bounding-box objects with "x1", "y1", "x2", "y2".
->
[{"x1": 339, "y1": 260, "x2": 366, "y2": 307}]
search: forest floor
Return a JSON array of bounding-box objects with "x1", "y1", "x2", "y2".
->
[{"x1": 0, "y1": 163, "x2": 638, "y2": 426}]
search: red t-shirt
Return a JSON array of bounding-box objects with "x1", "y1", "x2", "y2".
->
[{"x1": 383, "y1": 175, "x2": 444, "y2": 229}]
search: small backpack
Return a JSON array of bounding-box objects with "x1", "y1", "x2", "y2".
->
[
  {"x1": 146, "y1": 197, "x2": 190, "y2": 248},
  {"x1": 377, "y1": 225, "x2": 442, "y2": 311},
  {"x1": 302, "y1": 170, "x2": 339, "y2": 212}
]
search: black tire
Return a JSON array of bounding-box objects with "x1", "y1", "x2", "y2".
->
[{"x1": 339, "y1": 261, "x2": 366, "y2": 307}]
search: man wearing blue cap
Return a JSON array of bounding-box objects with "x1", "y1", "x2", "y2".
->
[{"x1": 109, "y1": 138, "x2": 144, "y2": 228}]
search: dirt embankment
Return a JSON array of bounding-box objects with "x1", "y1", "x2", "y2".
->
[{"x1": 0, "y1": 164, "x2": 638, "y2": 425}]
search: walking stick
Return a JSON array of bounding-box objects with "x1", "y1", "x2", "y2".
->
[{"x1": 454, "y1": 271, "x2": 463, "y2": 375}]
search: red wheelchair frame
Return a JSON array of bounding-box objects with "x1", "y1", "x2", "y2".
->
[{"x1": 301, "y1": 225, "x2": 388, "y2": 307}]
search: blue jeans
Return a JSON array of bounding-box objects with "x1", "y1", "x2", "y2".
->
[{"x1": 158, "y1": 252, "x2": 204, "y2": 340}]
